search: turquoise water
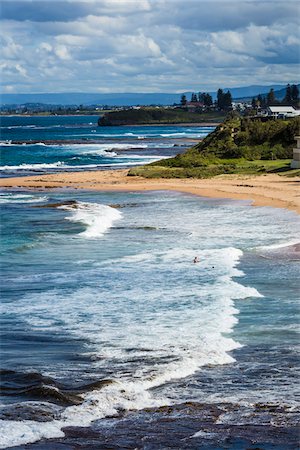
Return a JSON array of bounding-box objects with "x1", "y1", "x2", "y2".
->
[
  {"x1": 0, "y1": 116, "x2": 214, "y2": 176},
  {"x1": 0, "y1": 116, "x2": 299, "y2": 448}
]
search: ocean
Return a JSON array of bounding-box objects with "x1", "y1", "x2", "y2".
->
[
  {"x1": 0, "y1": 115, "x2": 214, "y2": 177},
  {"x1": 0, "y1": 116, "x2": 299, "y2": 449}
]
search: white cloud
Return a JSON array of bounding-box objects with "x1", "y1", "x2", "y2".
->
[
  {"x1": 55, "y1": 34, "x2": 90, "y2": 46},
  {"x1": 0, "y1": 0, "x2": 299, "y2": 93},
  {"x1": 211, "y1": 23, "x2": 299, "y2": 60},
  {"x1": 54, "y1": 44, "x2": 71, "y2": 59},
  {"x1": 39, "y1": 42, "x2": 53, "y2": 52},
  {"x1": 1, "y1": 62, "x2": 28, "y2": 77},
  {"x1": 2, "y1": 85, "x2": 15, "y2": 93}
]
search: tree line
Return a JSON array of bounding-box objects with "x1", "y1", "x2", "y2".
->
[
  {"x1": 180, "y1": 83, "x2": 299, "y2": 113},
  {"x1": 251, "y1": 84, "x2": 299, "y2": 108},
  {"x1": 180, "y1": 88, "x2": 232, "y2": 111}
]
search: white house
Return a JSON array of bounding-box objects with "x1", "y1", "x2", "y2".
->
[
  {"x1": 291, "y1": 136, "x2": 300, "y2": 169},
  {"x1": 267, "y1": 106, "x2": 300, "y2": 119}
]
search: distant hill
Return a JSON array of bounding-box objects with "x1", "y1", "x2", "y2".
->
[
  {"x1": 235, "y1": 84, "x2": 300, "y2": 102},
  {"x1": 1, "y1": 84, "x2": 292, "y2": 106},
  {"x1": 225, "y1": 84, "x2": 286, "y2": 100},
  {"x1": 1, "y1": 92, "x2": 181, "y2": 107}
]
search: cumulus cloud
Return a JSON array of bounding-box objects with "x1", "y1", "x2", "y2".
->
[{"x1": 0, "y1": 0, "x2": 299, "y2": 93}]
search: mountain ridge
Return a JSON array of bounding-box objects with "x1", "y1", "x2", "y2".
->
[{"x1": 1, "y1": 84, "x2": 295, "y2": 106}]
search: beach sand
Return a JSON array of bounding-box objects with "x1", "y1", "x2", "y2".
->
[{"x1": 1, "y1": 170, "x2": 299, "y2": 214}]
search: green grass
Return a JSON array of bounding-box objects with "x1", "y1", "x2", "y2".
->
[
  {"x1": 127, "y1": 115, "x2": 300, "y2": 179},
  {"x1": 128, "y1": 159, "x2": 296, "y2": 179}
]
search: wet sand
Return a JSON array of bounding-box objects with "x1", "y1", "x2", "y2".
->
[{"x1": 0, "y1": 170, "x2": 299, "y2": 214}]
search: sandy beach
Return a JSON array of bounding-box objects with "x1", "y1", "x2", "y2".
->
[{"x1": 1, "y1": 170, "x2": 299, "y2": 214}]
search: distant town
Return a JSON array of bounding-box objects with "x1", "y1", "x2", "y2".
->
[{"x1": 1, "y1": 84, "x2": 299, "y2": 118}]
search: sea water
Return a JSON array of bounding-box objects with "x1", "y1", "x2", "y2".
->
[
  {"x1": 0, "y1": 115, "x2": 214, "y2": 177},
  {"x1": 0, "y1": 116, "x2": 299, "y2": 449},
  {"x1": 0, "y1": 189, "x2": 299, "y2": 448}
]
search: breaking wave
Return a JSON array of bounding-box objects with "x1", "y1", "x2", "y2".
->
[
  {"x1": 58, "y1": 201, "x2": 122, "y2": 238},
  {"x1": 0, "y1": 246, "x2": 263, "y2": 448},
  {"x1": 0, "y1": 193, "x2": 48, "y2": 204}
]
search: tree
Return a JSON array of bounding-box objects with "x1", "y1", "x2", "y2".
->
[
  {"x1": 284, "y1": 84, "x2": 292, "y2": 104},
  {"x1": 204, "y1": 93, "x2": 213, "y2": 107},
  {"x1": 257, "y1": 94, "x2": 262, "y2": 107},
  {"x1": 291, "y1": 84, "x2": 299, "y2": 105},
  {"x1": 191, "y1": 92, "x2": 198, "y2": 102},
  {"x1": 267, "y1": 88, "x2": 275, "y2": 105},
  {"x1": 258, "y1": 94, "x2": 267, "y2": 108},
  {"x1": 217, "y1": 88, "x2": 224, "y2": 109},
  {"x1": 224, "y1": 91, "x2": 232, "y2": 110},
  {"x1": 180, "y1": 94, "x2": 187, "y2": 107},
  {"x1": 251, "y1": 97, "x2": 256, "y2": 109},
  {"x1": 198, "y1": 92, "x2": 213, "y2": 109},
  {"x1": 198, "y1": 92, "x2": 205, "y2": 103},
  {"x1": 216, "y1": 88, "x2": 232, "y2": 110}
]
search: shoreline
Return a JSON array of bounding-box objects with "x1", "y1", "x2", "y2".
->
[{"x1": 1, "y1": 169, "x2": 299, "y2": 214}]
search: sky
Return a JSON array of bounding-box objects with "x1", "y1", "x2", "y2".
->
[{"x1": 0, "y1": 0, "x2": 299, "y2": 93}]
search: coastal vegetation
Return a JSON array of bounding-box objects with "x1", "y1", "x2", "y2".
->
[
  {"x1": 98, "y1": 85, "x2": 234, "y2": 125},
  {"x1": 251, "y1": 84, "x2": 299, "y2": 108},
  {"x1": 98, "y1": 107, "x2": 225, "y2": 125},
  {"x1": 128, "y1": 159, "x2": 298, "y2": 178},
  {"x1": 128, "y1": 115, "x2": 300, "y2": 178}
]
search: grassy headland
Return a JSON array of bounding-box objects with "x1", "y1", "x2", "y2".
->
[
  {"x1": 98, "y1": 107, "x2": 225, "y2": 125},
  {"x1": 128, "y1": 115, "x2": 300, "y2": 178}
]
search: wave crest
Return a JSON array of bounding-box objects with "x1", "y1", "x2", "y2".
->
[{"x1": 59, "y1": 201, "x2": 122, "y2": 238}]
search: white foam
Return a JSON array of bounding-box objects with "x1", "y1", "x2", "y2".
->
[
  {"x1": 59, "y1": 201, "x2": 122, "y2": 238},
  {"x1": 0, "y1": 380, "x2": 164, "y2": 448},
  {"x1": 1, "y1": 162, "x2": 66, "y2": 170},
  {"x1": 160, "y1": 132, "x2": 208, "y2": 138},
  {"x1": 0, "y1": 246, "x2": 264, "y2": 447},
  {"x1": 0, "y1": 420, "x2": 65, "y2": 449},
  {"x1": 191, "y1": 430, "x2": 218, "y2": 439},
  {"x1": 0, "y1": 161, "x2": 154, "y2": 171},
  {"x1": 0, "y1": 141, "x2": 47, "y2": 146},
  {"x1": 63, "y1": 143, "x2": 147, "y2": 154},
  {"x1": 2, "y1": 124, "x2": 37, "y2": 129},
  {"x1": 0, "y1": 193, "x2": 48, "y2": 204},
  {"x1": 257, "y1": 239, "x2": 300, "y2": 250},
  {"x1": 81, "y1": 149, "x2": 118, "y2": 156}
]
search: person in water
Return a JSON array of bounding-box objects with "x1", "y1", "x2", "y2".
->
[{"x1": 193, "y1": 256, "x2": 200, "y2": 263}]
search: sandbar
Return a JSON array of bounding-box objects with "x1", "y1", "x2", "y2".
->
[{"x1": 1, "y1": 170, "x2": 299, "y2": 215}]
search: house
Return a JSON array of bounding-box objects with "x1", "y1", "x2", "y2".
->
[
  {"x1": 291, "y1": 136, "x2": 300, "y2": 169},
  {"x1": 232, "y1": 102, "x2": 247, "y2": 111},
  {"x1": 186, "y1": 101, "x2": 204, "y2": 111},
  {"x1": 267, "y1": 106, "x2": 300, "y2": 119}
]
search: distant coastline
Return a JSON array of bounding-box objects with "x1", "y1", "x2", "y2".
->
[
  {"x1": 0, "y1": 113, "x2": 101, "y2": 117},
  {"x1": 0, "y1": 115, "x2": 220, "y2": 127},
  {"x1": 98, "y1": 108, "x2": 225, "y2": 126}
]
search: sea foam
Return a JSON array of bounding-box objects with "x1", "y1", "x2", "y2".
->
[
  {"x1": 59, "y1": 201, "x2": 122, "y2": 238},
  {"x1": 0, "y1": 193, "x2": 48, "y2": 204},
  {"x1": 1, "y1": 162, "x2": 66, "y2": 170},
  {"x1": 0, "y1": 245, "x2": 263, "y2": 448}
]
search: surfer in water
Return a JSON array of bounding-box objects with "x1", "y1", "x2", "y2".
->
[{"x1": 193, "y1": 256, "x2": 200, "y2": 263}]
